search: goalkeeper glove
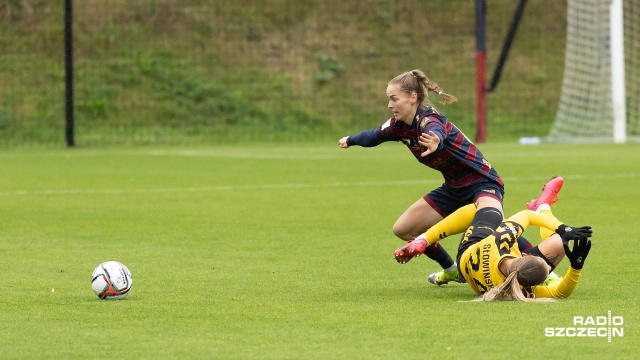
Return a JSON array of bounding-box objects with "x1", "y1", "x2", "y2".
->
[
  {"x1": 555, "y1": 224, "x2": 592, "y2": 242},
  {"x1": 562, "y1": 236, "x2": 592, "y2": 270}
]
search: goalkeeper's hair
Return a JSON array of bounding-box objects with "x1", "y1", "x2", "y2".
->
[
  {"x1": 473, "y1": 256, "x2": 553, "y2": 302},
  {"x1": 389, "y1": 69, "x2": 458, "y2": 109}
]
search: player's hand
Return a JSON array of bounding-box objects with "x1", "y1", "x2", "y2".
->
[
  {"x1": 562, "y1": 236, "x2": 592, "y2": 270},
  {"x1": 418, "y1": 131, "x2": 440, "y2": 157},
  {"x1": 555, "y1": 224, "x2": 592, "y2": 242},
  {"x1": 338, "y1": 136, "x2": 350, "y2": 148}
]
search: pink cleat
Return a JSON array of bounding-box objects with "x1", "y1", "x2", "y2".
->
[
  {"x1": 394, "y1": 238, "x2": 428, "y2": 264},
  {"x1": 527, "y1": 176, "x2": 564, "y2": 211}
]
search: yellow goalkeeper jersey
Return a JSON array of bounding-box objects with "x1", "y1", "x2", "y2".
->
[{"x1": 458, "y1": 210, "x2": 582, "y2": 298}]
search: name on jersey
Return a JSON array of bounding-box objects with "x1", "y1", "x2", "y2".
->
[{"x1": 482, "y1": 244, "x2": 493, "y2": 287}]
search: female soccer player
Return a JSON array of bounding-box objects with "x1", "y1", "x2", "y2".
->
[
  {"x1": 394, "y1": 179, "x2": 593, "y2": 301},
  {"x1": 338, "y1": 69, "x2": 531, "y2": 285}
]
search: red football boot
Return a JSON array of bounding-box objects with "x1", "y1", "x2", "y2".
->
[{"x1": 394, "y1": 238, "x2": 428, "y2": 264}]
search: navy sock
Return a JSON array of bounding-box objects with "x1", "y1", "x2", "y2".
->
[
  {"x1": 424, "y1": 242, "x2": 455, "y2": 269},
  {"x1": 518, "y1": 235, "x2": 533, "y2": 250}
]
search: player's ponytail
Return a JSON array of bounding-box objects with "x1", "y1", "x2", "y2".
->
[
  {"x1": 409, "y1": 69, "x2": 458, "y2": 105},
  {"x1": 389, "y1": 69, "x2": 458, "y2": 109},
  {"x1": 473, "y1": 256, "x2": 553, "y2": 302}
]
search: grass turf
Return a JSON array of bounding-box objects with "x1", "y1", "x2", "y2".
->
[{"x1": 0, "y1": 142, "x2": 638, "y2": 359}]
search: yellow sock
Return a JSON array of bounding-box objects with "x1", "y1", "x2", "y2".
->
[
  {"x1": 539, "y1": 209, "x2": 559, "y2": 240},
  {"x1": 425, "y1": 204, "x2": 477, "y2": 244}
]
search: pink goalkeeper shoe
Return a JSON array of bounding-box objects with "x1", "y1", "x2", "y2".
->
[{"x1": 527, "y1": 176, "x2": 564, "y2": 211}]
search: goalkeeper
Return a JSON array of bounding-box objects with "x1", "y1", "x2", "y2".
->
[{"x1": 394, "y1": 178, "x2": 593, "y2": 301}]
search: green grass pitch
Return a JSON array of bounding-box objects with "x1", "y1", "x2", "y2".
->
[{"x1": 1, "y1": 142, "x2": 639, "y2": 359}]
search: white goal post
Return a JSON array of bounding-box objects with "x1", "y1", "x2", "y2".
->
[{"x1": 549, "y1": 0, "x2": 639, "y2": 143}]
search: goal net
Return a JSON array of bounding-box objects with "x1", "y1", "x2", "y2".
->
[{"x1": 549, "y1": 0, "x2": 639, "y2": 143}]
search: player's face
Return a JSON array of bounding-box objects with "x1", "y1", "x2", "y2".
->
[{"x1": 386, "y1": 84, "x2": 417, "y2": 123}]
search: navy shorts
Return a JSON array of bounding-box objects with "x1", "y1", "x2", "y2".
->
[{"x1": 423, "y1": 179, "x2": 504, "y2": 218}]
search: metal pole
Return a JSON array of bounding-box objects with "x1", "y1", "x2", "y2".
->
[
  {"x1": 475, "y1": 0, "x2": 487, "y2": 143},
  {"x1": 65, "y1": 0, "x2": 75, "y2": 147},
  {"x1": 610, "y1": 0, "x2": 626, "y2": 143},
  {"x1": 487, "y1": 0, "x2": 527, "y2": 92}
]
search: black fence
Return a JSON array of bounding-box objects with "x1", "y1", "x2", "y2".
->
[{"x1": 1, "y1": 0, "x2": 567, "y2": 147}]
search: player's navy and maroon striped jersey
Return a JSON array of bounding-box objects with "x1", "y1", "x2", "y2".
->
[{"x1": 346, "y1": 105, "x2": 503, "y2": 189}]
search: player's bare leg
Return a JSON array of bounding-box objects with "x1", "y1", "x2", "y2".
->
[
  {"x1": 393, "y1": 198, "x2": 459, "y2": 276},
  {"x1": 392, "y1": 198, "x2": 443, "y2": 241}
]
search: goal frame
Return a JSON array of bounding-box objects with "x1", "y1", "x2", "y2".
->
[{"x1": 548, "y1": 0, "x2": 639, "y2": 143}]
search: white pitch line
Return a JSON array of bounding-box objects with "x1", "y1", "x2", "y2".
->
[
  {"x1": 0, "y1": 179, "x2": 440, "y2": 196},
  {"x1": 0, "y1": 173, "x2": 635, "y2": 197},
  {"x1": 146, "y1": 150, "x2": 336, "y2": 160}
]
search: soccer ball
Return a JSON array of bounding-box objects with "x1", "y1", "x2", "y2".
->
[{"x1": 91, "y1": 261, "x2": 133, "y2": 300}]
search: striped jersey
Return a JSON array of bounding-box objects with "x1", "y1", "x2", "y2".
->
[{"x1": 347, "y1": 106, "x2": 503, "y2": 189}]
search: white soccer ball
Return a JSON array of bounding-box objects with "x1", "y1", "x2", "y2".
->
[{"x1": 91, "y1": 261, "x2": 133, "y2": 300}]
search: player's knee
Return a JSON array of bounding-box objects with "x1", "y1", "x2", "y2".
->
[
  {"x1": 472, "y1": 207, "x2": 502, "y2": 229},
  {"x1": 392, "y1": 221, "x2": 413, "y2": 241}
]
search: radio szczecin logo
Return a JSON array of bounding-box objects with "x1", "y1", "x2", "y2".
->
[{"x1": 545, "y1": 310, "x2": 623, "y2": 342}]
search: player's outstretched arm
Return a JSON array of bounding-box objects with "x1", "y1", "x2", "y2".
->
[{"x1": 533, "y1": 235, "x2": 593, "y2": 299}]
